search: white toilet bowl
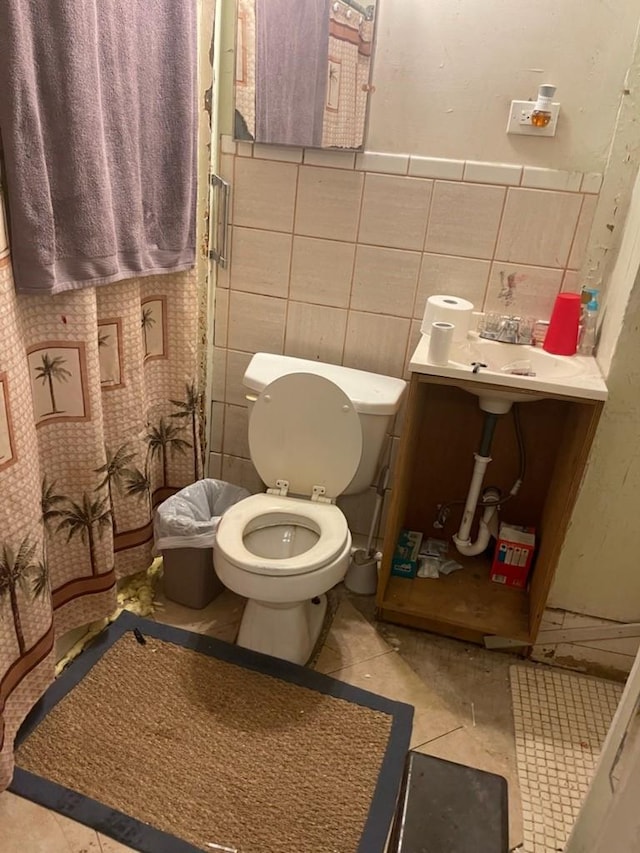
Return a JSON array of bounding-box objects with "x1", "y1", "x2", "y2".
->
[
  {"x1": 213, "y1": 355, "x2": 406, "y2": 666},
  {"x1": 215, "y1": 494, "x2": 351, "y2": 664}
]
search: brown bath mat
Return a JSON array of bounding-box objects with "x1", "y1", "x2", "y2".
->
[{"x1": 11, "y1": 612, "x2": 412, "y2": 853}]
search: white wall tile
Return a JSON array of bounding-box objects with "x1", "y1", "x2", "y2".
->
[
  {"x1": 295, "y1": 166, "x2": 364, "y2": 241},
  {"x1": 581, "y1": 172, "x2": 603, "y2": 194},
  {"x1": 207, "y1": 452, "x2": 222, "y2": 479},
  {"x1": 415, "y1": 254, "x2": 491, "y2": 319},
  {"x1": 227, "y1": 291, "x2": 287, "y2": 353},
  {"x1": 303, "y1": 149, "x2": 356, "y2": 169},
  {"x1": 343, "y1": 311, "x2": 411, "y2": 377},
  {"x1": 209, "y1": 402, "x2": 224, "y2": 453},
  {"x1": 337, "y1": 489, "x2": 378, "y2": 536},
  {"x1": 485, "y1": 263, "x2": 564, "y2": 320},
  {"x1": 574, "y1": 636, "x2": 640, "y2": 656},
  {"x1": 409, "y1": 156, "x2": 464, "y2": 181},
  {"x1": 562, "y1": 270, "x2": 580, "y2": 292},
  {"x1": 211, "y1": 347, "x2": 227, "y2": 402},
  {"x1": 403, "y1": 320, "x2": 422, "y2": 379},
  {"x1": 223, "y1": 404, "x2": 250, "y2": 459},
  {"x1": 351, "y1": 245, "x2": 421, "y2": 317},
  {"x1": 236, "y1": 142, "x2": 254, "y2": 157},
  {"x1": 359, "y1": 174, "x2": 433, "y2": 251},
  {"x1": 568, "y1": 195, "x2": 598, "y2": 271},
  {"x1": 233, "y1": 158, "x2": 297, "y2": 232},
  {"x1": 522, "y1": 167, "x2": 583, "y2": 192},
  {"x1": 495, "y1": 188, "x2": 583, "y2": 268},
  {"x1": 215, "y1": 226, "x2": 232, "y2": 288},
  {"x1": 463, "y1": 161, "x2": 522, "y2": 186},
  {"x1": 540, "y1": 608, "x2": 566, "y2": 630},
  {"x1": 253, "y1": 143, "x2": 304, "y2": 163},
  {"x1": 221, "y1": 454, "x2": 264, "y2": 493},
  {"x1": 220, "y1": 135, "x2": 236, "y2": 155},
  {"x1": 218, "y1": 153, "x2": 235, "y2": 183},
  {"x1": 225, "y1": 350, "x2": 253, "y2": 407},
  {"x1": 214, "y1": 287, "x2": 229, "y2": 348},
  {"x1": 284, "y1": 301, "x2": 347, "y2": 363},
  {"x1": 289, "y1": 236, "x2": 355, "y2": 308},
  {"x1": 425, "y1": 182, "x2": 505, "y2": 260},
  {"x1": 355, "y1": 152, "x2": 409, "y2": 175},
  {"x1": 230, "y1": 227, "x2": 292, "y2": 297}
]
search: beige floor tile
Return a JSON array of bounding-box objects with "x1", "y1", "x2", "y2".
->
[
  {"x1": 315, "y1": 598, "x2": 392, "y2": 674},
  {"x1": 0, "y1": 792, "x2": 102, "y2": 852},
  {"x1": 415, "y1": 726, "x2": 522, "y2": 848},
  {"x1": 153, "y1": 588, "x2": 245, "y2": 640},
  {"x1": 331, "y1": 649, "x2": 463, "y2": 748}
]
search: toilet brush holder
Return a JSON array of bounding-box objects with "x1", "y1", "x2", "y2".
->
[{"x1": 345, "y1": 549, "x2": 378, "y2": 595}]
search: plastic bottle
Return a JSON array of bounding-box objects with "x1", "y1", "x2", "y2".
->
[{"x1": 577, "y1": 292, "x2": 599, "y2": 356}]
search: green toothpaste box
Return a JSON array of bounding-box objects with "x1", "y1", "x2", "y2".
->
[{"x1": 391, "y1": 529, "x2": 423, "y2": 578}]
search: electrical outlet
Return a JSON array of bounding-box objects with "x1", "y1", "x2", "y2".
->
[{"x1": 506, "y1": 99, "x2": 560, "y2": 137}]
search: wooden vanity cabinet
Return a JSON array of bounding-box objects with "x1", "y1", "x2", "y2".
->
[{"x1": 376, "y1": 371, "x2": 604, "y2": 648}]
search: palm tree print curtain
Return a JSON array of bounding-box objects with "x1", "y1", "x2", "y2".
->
[{"x1": 0, "y1": 191, "x2": 202, "y2": 789}]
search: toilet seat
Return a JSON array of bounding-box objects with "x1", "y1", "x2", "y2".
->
[
  {"x1": 248, "y1": 372, "x2": 363, "y2": 500},
  {"x1": 215, "y1": 493, "x2": 349, "y2": 577}
]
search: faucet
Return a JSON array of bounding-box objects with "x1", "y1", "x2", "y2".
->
[{"x1": 478, "y1": 314, "x2": 533, "y2": 345}]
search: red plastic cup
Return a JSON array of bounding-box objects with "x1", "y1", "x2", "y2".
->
[{"x1": 543, "y1": 293, "x2": 581, "y2": 355}]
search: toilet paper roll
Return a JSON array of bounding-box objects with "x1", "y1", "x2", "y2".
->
[
  {"x1": 421, "y1": 295, "x2": 474, "y2": 342},
  {"x1": 428, "y1": 322, "x2": 454, "y2": 366}
]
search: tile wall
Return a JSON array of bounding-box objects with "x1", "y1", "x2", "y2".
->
[{"x1": 208, "y1": 141, "x2": 600, "y2": 533}]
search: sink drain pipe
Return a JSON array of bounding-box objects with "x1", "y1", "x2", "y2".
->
[{"x1": 453, "y1": 412, "x2": 501, "y2": 557}]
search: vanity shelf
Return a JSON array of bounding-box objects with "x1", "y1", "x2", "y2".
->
[{"x1": 376, "y1": 371, "x2": 604, "y2": 648}]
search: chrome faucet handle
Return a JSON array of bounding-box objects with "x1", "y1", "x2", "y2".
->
[
  {"x1": 497, "y1": 316, "x2": 520, "y2": 343},
  {"x1": 478, "y1": 313, "x2": 534, "y2": 344}
]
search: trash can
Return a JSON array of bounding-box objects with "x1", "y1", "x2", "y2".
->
[{"x1": 154, "y1": 479, "x2": 250, "y2": 609}]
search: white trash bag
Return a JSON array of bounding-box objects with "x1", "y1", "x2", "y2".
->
[{"x1": 154, "y1": 479, "x2": 250, "y2": 552}]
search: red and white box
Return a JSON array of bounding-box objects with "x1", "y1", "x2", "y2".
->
[{"x1": 490, "y1": 523, "x2": 536, "y2": 589}]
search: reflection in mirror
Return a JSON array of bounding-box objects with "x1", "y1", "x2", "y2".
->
[{"x1": 235, "y1": 0, "x2": 377, "y2": 150}]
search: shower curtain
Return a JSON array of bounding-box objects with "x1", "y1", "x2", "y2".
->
[
  {"x1": 322, "y1": 2, "x2": 373, "y2": 149},
  {"x1": 0, "y1": 188, "x2": 202, "y2": 789}
]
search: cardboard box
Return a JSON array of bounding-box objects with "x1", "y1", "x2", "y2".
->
[
  {"x1": 391, "y1": 529, "x2": 423, "y2": 578},
  {"x1": 490, "y1": 524, "x2": 535, "y2": 589}
]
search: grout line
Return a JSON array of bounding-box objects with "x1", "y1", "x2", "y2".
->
[
  {"x1": 562, "y1": 192, "x2": 587, "y2": 276},
  {"x1": 323, "y1": 647, "x2": 398, "y2": 676},
  {"x1": 411, "y1": 724, "x2": 466, "y2": 751},
  {"x1": 483, "y1": 187, "x2": 510, "y2": 312},
  {"x1": 227, "y1": 222, "x2": 571, "y2": 271}
]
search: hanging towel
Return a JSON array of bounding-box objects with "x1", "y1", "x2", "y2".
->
[
  {"x1": 255, "y1": 0, "x2": 330, "y2": 148},
  {"x1": 0, "y1": 1, "x2": 197, "y2": 296}
]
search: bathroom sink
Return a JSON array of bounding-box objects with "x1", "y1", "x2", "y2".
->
[{"x1": 409, "y1": 332, "x2": 608, "y2": 406}]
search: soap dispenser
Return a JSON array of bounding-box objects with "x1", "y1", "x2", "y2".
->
[{"x1": 577, "y1": 290, "x2": 599, "y2": 356}]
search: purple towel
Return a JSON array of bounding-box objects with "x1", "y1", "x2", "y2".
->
[
  {"x1": 255, "y1": 0, "x2": 330, "y2": 148},
  {"x1": 0, "y1": 1, "x2": 197, "y2": 295}
]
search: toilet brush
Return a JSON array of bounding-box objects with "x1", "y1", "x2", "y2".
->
[{"x1": 345, "y1": 466, "x2": 389, "y2": 595}]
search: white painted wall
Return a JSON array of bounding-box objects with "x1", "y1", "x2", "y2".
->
[
  {"x1": 368, "y1": 0, "x2": 640, "y2": 172},
  {"x1": 550, "y1": 188, "x2": 640, "y2": 621}
]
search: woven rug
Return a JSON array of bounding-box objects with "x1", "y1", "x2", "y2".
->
[
  {"x1": 11, "y1": 612, "x2": 412, "y2": 853},
  {"x1": 510, "y1": 664, "x2": 622, "y2": 853}
]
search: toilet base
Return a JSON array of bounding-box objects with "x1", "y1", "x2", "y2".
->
[{"x1": 236, "y1": 595, "x2": 328, "y2": 665}]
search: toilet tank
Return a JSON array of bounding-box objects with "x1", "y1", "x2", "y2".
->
[{"x1": 243, "y1": 354, "x2": 406, "y2": 495}]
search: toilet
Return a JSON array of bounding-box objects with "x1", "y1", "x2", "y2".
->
[{"x1": 213, "y1": 353, "x2": 406, "y2": 665}]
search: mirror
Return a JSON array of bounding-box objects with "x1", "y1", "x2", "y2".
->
[{"x1": 234, "y1": 0, "x2": 377, "y2": 150}]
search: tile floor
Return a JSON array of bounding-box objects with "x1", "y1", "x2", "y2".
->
[
  {"x1": 511, "y1": 665, "x2": 623, "y2": 853},
  {"x1": 0, "y1": 580, "x2": 616, "y2": 852}
]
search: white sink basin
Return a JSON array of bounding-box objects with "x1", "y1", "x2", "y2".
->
[{"x1": 409, "y1": 332, "x2": 608, "y2": 408}]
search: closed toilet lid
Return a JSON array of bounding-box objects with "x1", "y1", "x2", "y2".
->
[{"x1": 249, "y1": 373, "x2": 363, "y2": 499}]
